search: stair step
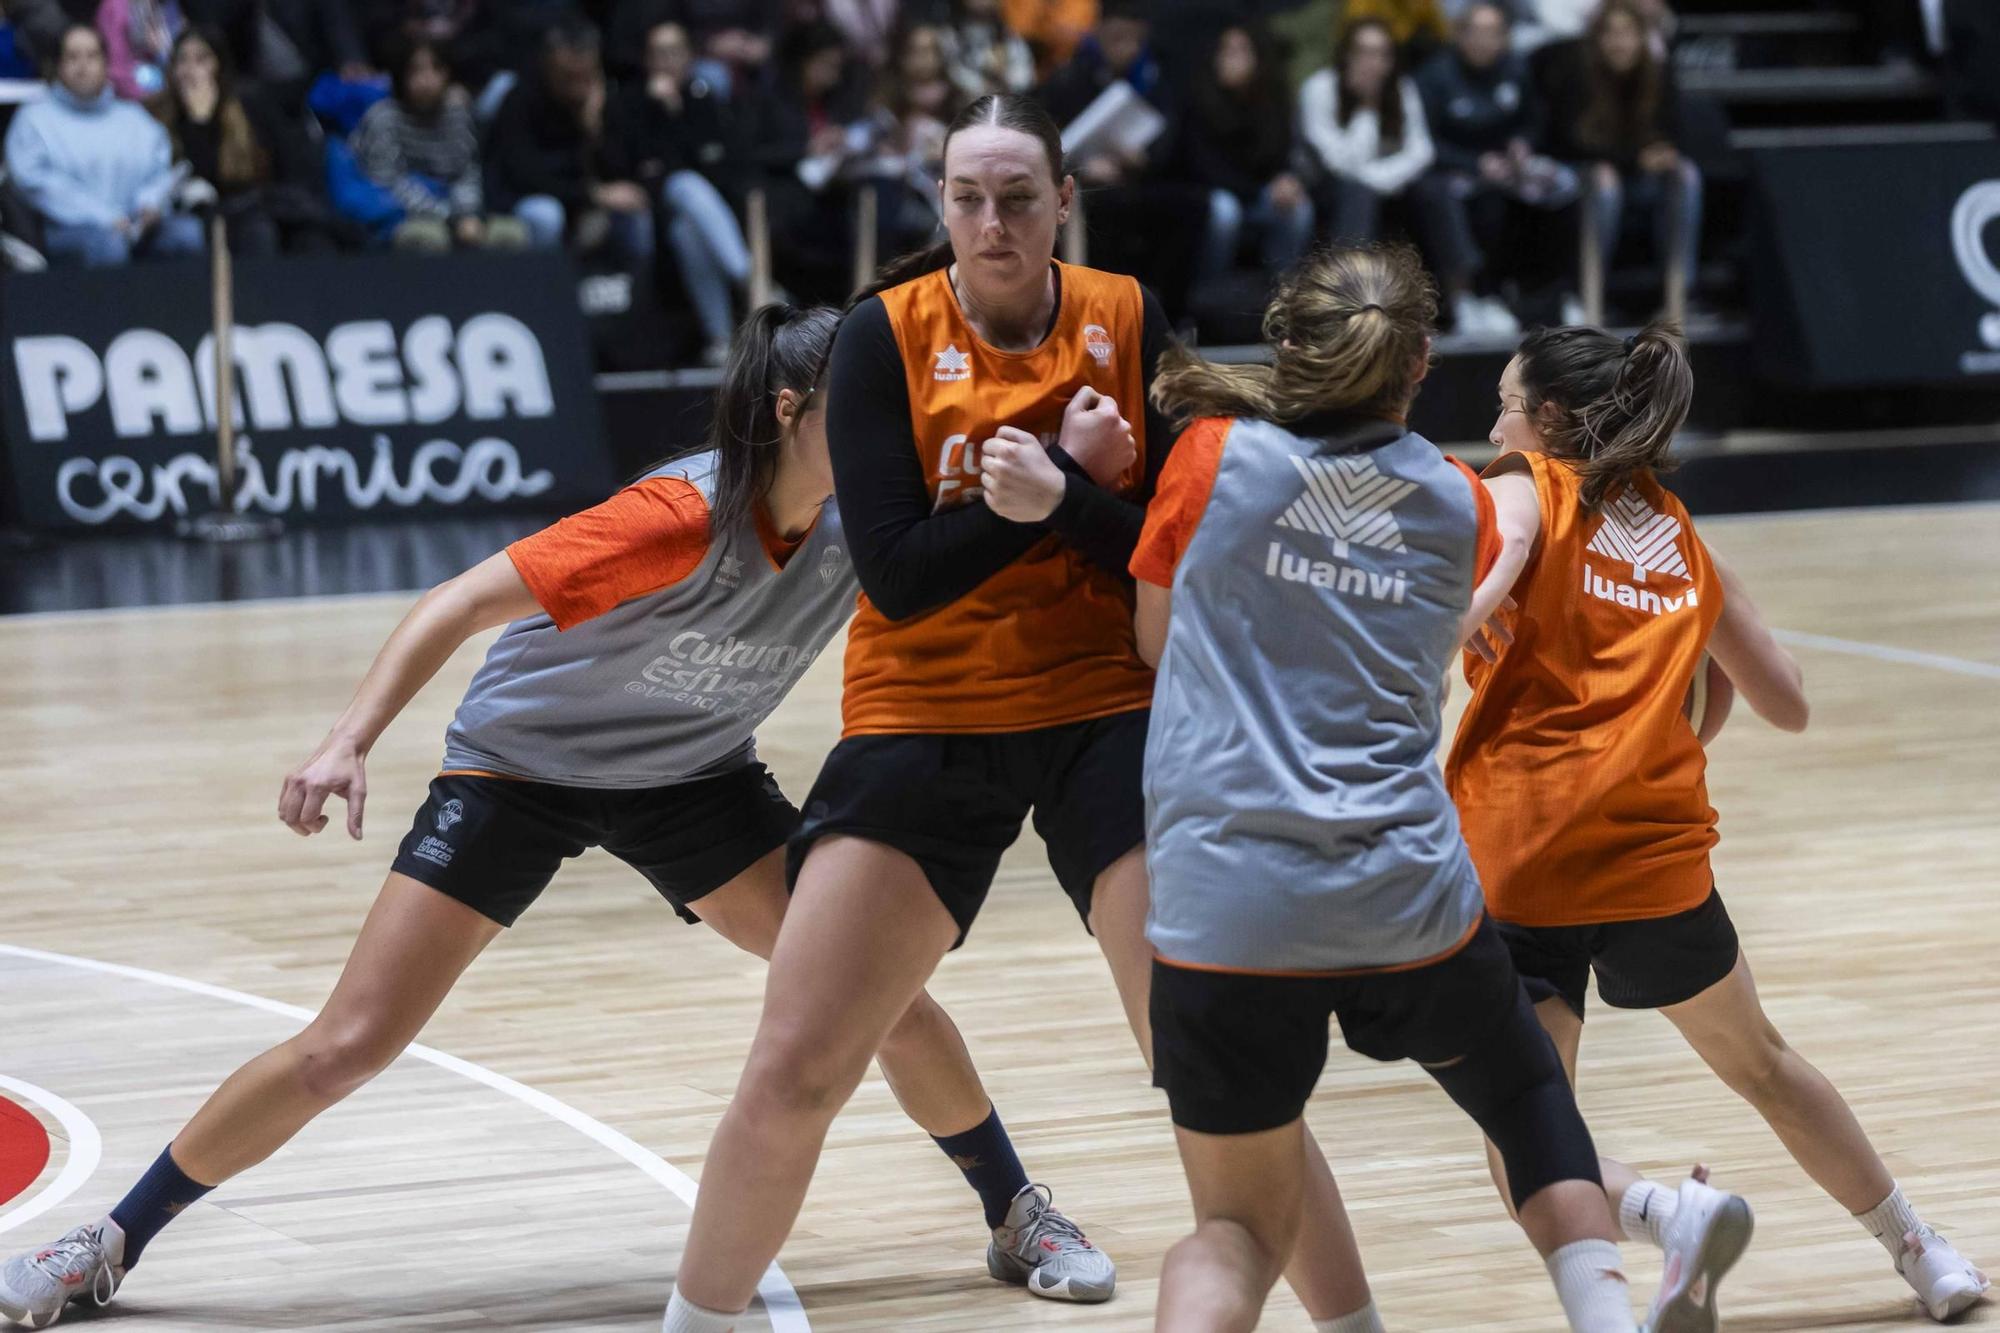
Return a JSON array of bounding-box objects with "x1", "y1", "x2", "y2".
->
[
  {"x1": 1678, "y1": 11, "x2": 1860, "y2": 38},
  {"x1": 1680, "y1": 64, "x2": 1937, "y2": 102},
  {"x1": 1729, "y1": 120, "x2": 1997, "y2": 150}
]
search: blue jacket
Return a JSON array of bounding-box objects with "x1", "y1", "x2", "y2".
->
[{"x1": 4, "y1": 83, "x2": 180, "y2": 226}]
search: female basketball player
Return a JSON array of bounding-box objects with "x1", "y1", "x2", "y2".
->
[
  {"x1": 1450, "y1": 321, "x2": 1990, "y2": 1325},
  {"x1": 1133, "y1": 242, "x2": 1647, "y2": 1333},
  {"x1": 0, "y1": 305, "x2": 1110, "y2": 1331},
  {"x1": 662, "y1": 94, "x2": 1385, "y2": 1333}
]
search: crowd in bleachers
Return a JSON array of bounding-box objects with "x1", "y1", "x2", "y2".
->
[{"x1": 0, "y1": 0, "x2": 1990, "y2": 356}]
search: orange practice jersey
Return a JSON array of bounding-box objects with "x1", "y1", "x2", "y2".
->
[
  {"x1": 1444, "y1": 451, "x2": 1723, "y2": 926},
  {"x1": 840, "y1": 262, "x2": 1155, "y2": 736}
]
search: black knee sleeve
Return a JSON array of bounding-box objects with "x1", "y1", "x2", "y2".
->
[{"x1": 1428, "y1": 997, "x2": 1602, "y2": 1211}]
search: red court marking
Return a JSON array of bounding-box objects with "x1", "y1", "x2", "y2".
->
[{"x1": 0, "y1": 1094, "x2": 53, "y2": 1206}]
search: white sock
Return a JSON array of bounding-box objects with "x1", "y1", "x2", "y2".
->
[
  {"x1": 1616, "y1": 1179, "x2": 1677, "y2": 1250},
  {"x1": 663, "y1": 1290, "x2": 741, "y2": 1333},
  {"x1": 1854, "y1": 1183, "x2": 1923, "y2": 1261},
  {"x1": 1315, "y1": 1299, "x2": 1388, "y2": 1333},
  {"x1": 1545, "y1": 1238, "x2": 1635, "y2": 1332}
]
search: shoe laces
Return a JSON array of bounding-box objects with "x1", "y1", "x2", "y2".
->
[
  {"x1": 29, "y1": 1229, "x2": 103, "y2": 1284},
  {"x1": 1020, "y1": 1187, "x2": 1093, "y2": 1254}
]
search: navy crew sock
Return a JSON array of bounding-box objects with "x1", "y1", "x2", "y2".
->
[
  {"x1": 109, "y1": 1145, "x2": 215, "y2": 1266},
  {"x1": 931, "y1": 1106, "x2": 1030, "y2": 1229}
]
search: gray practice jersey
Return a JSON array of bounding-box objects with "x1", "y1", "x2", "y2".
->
[
  {"x1": 441, "y1": 452, "x2": 856, "y2": 787},
  {"x1": 1142, "y1": 415, "x2": 1491, "y2": 973}
]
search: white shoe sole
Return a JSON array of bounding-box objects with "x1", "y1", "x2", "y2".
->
[
  {"x1": 987, "y1": 1248, "x2": 1115, "y2": 1304},
  {"x1": 1924, "y1": 1272, "x2": 1989, "y2": 1321},
  {"x1": 1650, "y1": 1195, "x2": 1755, "y2": 1333}
]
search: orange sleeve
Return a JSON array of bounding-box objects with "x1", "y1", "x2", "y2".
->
[
  {"x1": 1448, "y1": 456, "x2": 1502, "y2": 584},
  {"x1": 1130, "y1": 417, "x2": 1230, "y2": 587},
  {"x1": 505, "y1": 476, "x2": 713, "y2": 630}
]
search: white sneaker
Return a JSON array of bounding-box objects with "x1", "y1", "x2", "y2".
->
[
  {"x1": 0, "y1": 1221, "x2": 126, "y2": 1329},
  {"x1": 1645, "y1": 1177, "x2": 1753, "y2": 1333},
  {"x1": 1453, "y1": 292, "x2": 1487, "y2": 336},
  {"x1": 985, "y1": 1184, "x2": 1115, "y2": 1303},
  {"x1": 1477, "y1": 295, "x2": 1522, "y2": 336},
  {"x1": 1897, "y1": 1226, "x2": 1989, "y2": 1321}
]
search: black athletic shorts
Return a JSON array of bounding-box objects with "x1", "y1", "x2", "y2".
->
[
  {"x1": 390, "y1": 765, "x2": 798, "y2": 928},
  {"x1": 1150, "y1": 917, "x2": 1536, "y2": 1135},
  {"x1": 786, "y1": 708, "x2": 1149, "y2": 946},
  {"x1": 1495, "y1": 888, "x2": 1741, "y2": 1019}
]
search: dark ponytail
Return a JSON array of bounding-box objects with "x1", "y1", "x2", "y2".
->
[
  {"x1": 1515, "y1": 320, "x2": 1693, "y2": 510},
  {"x1": 850, "y1": 91, "x2": 1067, "y2": 306},
  {"x1": 704, "y1": 302, "x2": 843, "y2": 535}
]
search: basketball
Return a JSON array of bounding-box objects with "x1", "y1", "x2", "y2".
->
[{"x1": 1685, "y1": 653, "x2": 1736, "y2": 744}]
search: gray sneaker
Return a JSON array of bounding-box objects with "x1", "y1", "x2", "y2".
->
[
  {"x1": 985, "y1": 1184, "x2": 1115, "y2": 1303},
  {"x1": 0, "y1": 1221, "x2": 126, "y2": 1329}
]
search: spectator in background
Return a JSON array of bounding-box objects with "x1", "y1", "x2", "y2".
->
[
  {"x1": 1299, "y1": 17, "x2": 1437, "y2": 246},
  {"x1": 1341, "y1": 0, "x2": 1448, "y2": 63},
  {"x1": 258, "y1": 0, "x2": 372, "y2": 105},
  {"x1": 825, "y1": 0, "x2": 895, "y2": 67},
  {"x1": 1039, "y1": 0, "x2": 1205, "y2": 316},
  {"x1": 1001, "y1": 0, "x2": 1095, "y2": 77},
  {"x1": 367, "y1": 0, "x2": 507, "y2": 104},
  {"x1": 878, "y1": 22, "x2": 962, "y2": 170},
  {"x1": 486, "y1": 20, "x2": 652, "y2": 262},
  {"x1": 352, "y1": 36, "x2": 528, "y2": 251},
  {"x1": 1544, "y1": 0, "x2": 1700, "y2": 312},
  {"x1": 150, "y1": 26, "x2": 341, "y2": 254},
  {"x1": 685, "y1": 0, "x2": 782, "y2": 96},
  {"x1": 5, "y1": 23, "x2": 205, "y2": 264},
  {"x1": 603, "y1": 19, "x2": 754, "y2": 364},
  {"x1": 744, "y1": 20, "x2": 866, "y2": 300},
  {"x1": 939, "y1": 0, "x2": 1035, "y2": 100},
  {"x1": 1415, "y1": 0, "x2": 1576, "y2": 332},
  {"x1": 96, "y1": 0, "x2": 182, "y2": 100},
  {"x1": 1184, "y1": 22, "x2": 1313, "y2": 283}
]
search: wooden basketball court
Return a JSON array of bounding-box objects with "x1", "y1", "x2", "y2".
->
[{"x1": 2, "y1": 503, "x2": 1995, "y2": 1331}]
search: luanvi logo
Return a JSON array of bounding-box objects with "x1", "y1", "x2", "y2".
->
[
  {"x1": 1275, "y1": 453, "x2": 1417, "y2": 559},
  {"x1": 1951, "y1": 180, "x2": 2000, "y2": 373},
  {"x1": 1585, "y1": 491, "x2": 1689, "y2": 583},
  {"x1": 1264, "y1": 453, "x2": 1416, "y2": 603},
  {"x1": 1583, "y1": 492, "x2": 1699, "y2": 616}
]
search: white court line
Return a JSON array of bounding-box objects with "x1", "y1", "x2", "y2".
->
[
  {"x1": 1772, "y1": 629, "x2": 2000, "y2": 682},
  {"x1": 0, "y1": 944, "x2": 809, "y2": 1332},
  {"x1": 0, "y1": 1076, "x2": 102, "y2": 1238}
]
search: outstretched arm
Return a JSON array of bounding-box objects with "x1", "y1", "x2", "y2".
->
[
  {"x1": 1459, "y1": 465, "x2": 1540, "y2": 655},
  {"x1": 277, "y1": 552, "x2": 542, "y2": 839},
  {"x1": 1705, "y1": 550, "x2": 1809, "y2": 732}
]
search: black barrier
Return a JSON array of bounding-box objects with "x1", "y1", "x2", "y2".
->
[
  {"x1": 0, "y1": 250, "x2": 613, "y2": 530},
  {"x1": 1749, "y1": 138, "x2": 2000, "y2": 389}
]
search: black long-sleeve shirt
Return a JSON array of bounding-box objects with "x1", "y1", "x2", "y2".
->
[
  {"x1": 1181, "y1": 78, "x2": 1293, "y2": 201},
  {"x1": 828, "y1": 279, "x2": 1178, "y2": 622},
  {"x1": 484, "y1": 76, "x2": 594, "y2": 212},
  {"x1": 1415, "y1": 48, "x2": 1546, "y2": 174}
]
